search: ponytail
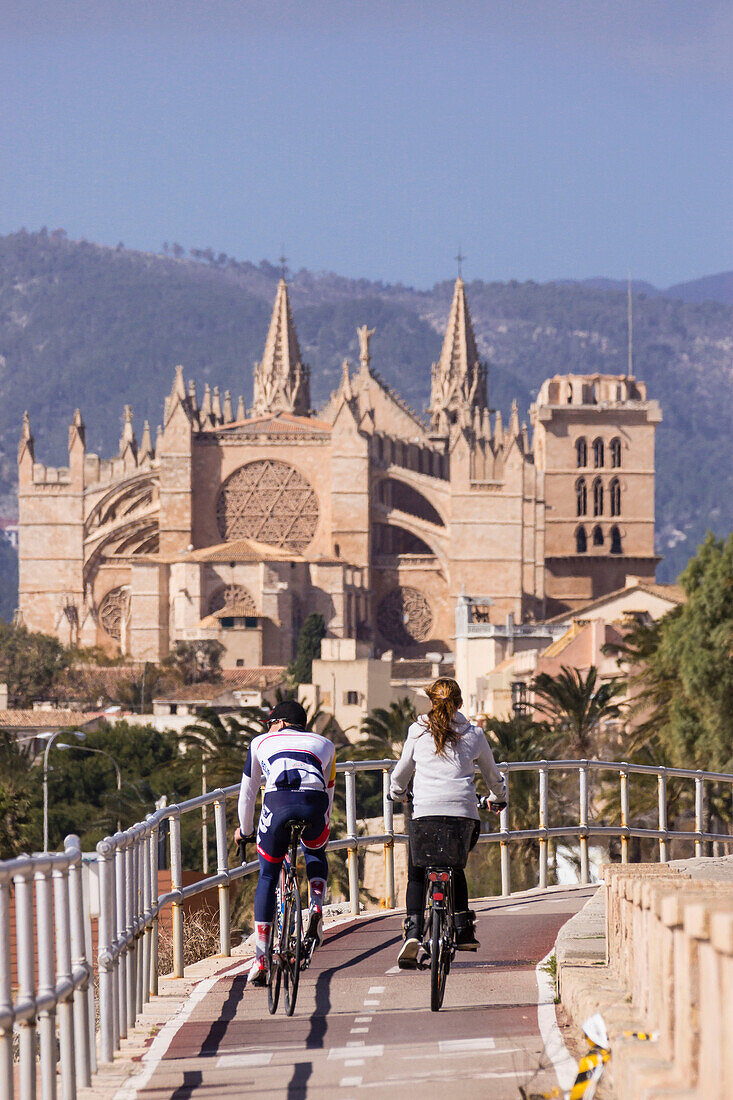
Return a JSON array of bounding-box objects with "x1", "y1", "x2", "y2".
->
[{"x1": 425, "y1": 677, "x2": 463, "y2": 755}]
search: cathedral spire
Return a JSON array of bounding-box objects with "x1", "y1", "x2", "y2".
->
[
  {"x1": 428, "y1": 276, "x2": 488, "y2": 434},
  {"x1": 252, "y1": 278, "x2": 311, "y2": 416}
]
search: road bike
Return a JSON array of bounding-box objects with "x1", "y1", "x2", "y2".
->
[{"x1": 265, "y1": 818, "x2": 320, "y2": 1017}]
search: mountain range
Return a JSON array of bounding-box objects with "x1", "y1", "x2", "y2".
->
[{"x1": 0, "y1": 228, "x2": 731, "y2": 618}]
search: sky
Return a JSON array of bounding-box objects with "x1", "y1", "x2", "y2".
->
[{"x1": 0, "y1": 0, "x2": 731, "y2": 289}]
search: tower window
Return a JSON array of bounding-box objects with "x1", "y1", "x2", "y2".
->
[
  {"x1": 576, "y1": 477, "x2": 587, "y2": 516},
  {"x1": 576, "y1": 526, "x2": 587, "y2": 553},
  {"x1": 593, "y1": 525, "x2": 604, "y2": 547},
  {"x1": 610, "y1": 525, "x2": 622, "y2": 554},
  {"x1": 567, "y1": 383, "x2": 573, "y2": 404},
  {"x1": 593, "y1": 438, "x2": 604, "y2": 467},
  {"x1": 610, "y1": 438, "x2": 621, "y2": 468},
  {"x1": 593, "y1": 478, "x2": 604, "y2": 516},
  {"x1": 610, "y1": 478, "x2": 621, "y2": 516},
  {"x1": 576, "y1": 437, "x2": 587, "y2": 467}
]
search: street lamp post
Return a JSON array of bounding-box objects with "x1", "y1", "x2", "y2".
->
[
  {"x1": 57, "y1": 743, "x2": 123, "y2": 833},
  {"x1": 43, "y1": 729, "x2": 87, "y2": 851}
]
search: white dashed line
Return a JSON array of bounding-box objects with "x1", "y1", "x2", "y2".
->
[
  {"x1": 384, "y1": 966, "x2": 401, "y2": 975},
  {"x1": 354, "y1": 1016, "x2": 372, "y2": 1023},
  {"x1": 363, "y1": 999, "x2": 380, "y2": 1006},
  {"x1": 368, "y1": 985, "x2": 385, "y2": 993},
  {"x1": 347, "y1": 1041, "x2": 365, "y2": 1047},
  {"x1": 344, "y1": 1059, "x2": 365, "y2": 1067},
  {"x1": 339, "y1": 1077, "x2": 363, "y2": 1088},
  {"x1": 216, "y1": 1052, "x2": 273, "y2": 1068},
  {"x1": 329, "y1": 1045, "x2": 384, "y2": 1060},
  {"x1": 439, "y1": 1038, "x2": 496, "y2": 1053},
  {"x1": 351, "y1": 1027, "x2": 369, "y2": 1034}
]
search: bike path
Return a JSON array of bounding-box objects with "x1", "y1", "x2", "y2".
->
[{"x1": 128, "y1": 887, "x2": 596, "y2": 1099}]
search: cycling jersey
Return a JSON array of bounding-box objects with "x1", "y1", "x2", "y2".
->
[{"x1": 238, "y1": 726, "x2": 337, "y2": 837}]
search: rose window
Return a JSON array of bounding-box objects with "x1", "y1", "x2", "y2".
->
[
  {"x1": 377, "y1": 586, "x2": 433, "y2": 646},
  {"x1": 99, "y1": 587, "x2": 130, "y2": 641},
  {"x1": 216, "y1": 460, "x2": 319, "y2": 552},
  {"x1": 208, "y1": 585, "x2": 257, "y2": 616}
]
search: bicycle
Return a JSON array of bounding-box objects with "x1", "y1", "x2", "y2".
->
[
  {"x1": 267, "y1": 819, "x2": 321, "y2": 1016},
  {"x1": 410, "y1": 796, "x2": 506, "y2": 1012}
]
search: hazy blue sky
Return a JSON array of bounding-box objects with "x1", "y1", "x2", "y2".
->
[{"x1": 1, "y1": 0, "x2": 731, "y2": 287}]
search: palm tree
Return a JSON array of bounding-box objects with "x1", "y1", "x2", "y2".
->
[
  {"x1": 179, "y1": 707, "x2": 263, "y2": 790},
  {"x1": 531, "y1": 665, "x2": 625, "y2": 759},
  {"x1": 357, "y1": 697, "x2": 415, "y2": 760}
]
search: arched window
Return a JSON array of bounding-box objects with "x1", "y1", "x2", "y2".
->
[
  {"x1": 593, "y1": 438, "x2": 604, "y2": 467},
  {"x1": 593, "y1": 525, "x2": 604, "y2": 547},
  {"x1": 576, "y1": 477, "x2": 587, "y2": 516},
  {"x1": 610, "y1": 525, "x2": 622, "y2": 554},
  {"x1": 576, "y1": 437, "x2": 587, "y2": 467},
  {"x1": 567, "y1": 383, "x2": 573, "y2": 404},
  {"x1": 610, "y1": 477, "x2": 621, "y2": 516},
  {"x1": 576, "y1": 526, "x2": 587, "y2": 553},
  {"x1": 610, "y1": 438, "x2": 621, "y2": 468},
  {"x1": 593, "y1": 477, "x2": 604, "y2": 516}
]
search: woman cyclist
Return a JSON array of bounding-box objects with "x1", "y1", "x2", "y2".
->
[{"x1": 389, "y1": 677, "x2": 506, "y2": 968}]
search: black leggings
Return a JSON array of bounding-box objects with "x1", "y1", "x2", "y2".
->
[{"x1": 405, "y1": 817, "x2": 480, "y2": 915}]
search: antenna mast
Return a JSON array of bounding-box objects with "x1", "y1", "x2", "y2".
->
[{"x1": 627, "y1": 271, "x2": 633, "y2": 375}]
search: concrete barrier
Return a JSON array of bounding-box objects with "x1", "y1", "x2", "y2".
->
[{"x1": 557, "y1": 859, "x2": 733, "y2": 1099}]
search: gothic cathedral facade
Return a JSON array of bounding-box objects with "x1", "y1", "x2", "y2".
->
[{"x1": 17, "y1": 277, "x2": 661, "y2": 665}]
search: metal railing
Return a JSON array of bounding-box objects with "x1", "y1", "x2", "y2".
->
[{"x1": 2, "y1": 756, "x2": 733, "y2": 1100}]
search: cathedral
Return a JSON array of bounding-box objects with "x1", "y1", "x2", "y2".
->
[{"x1": 17, "y1": 276, "x2": 661, "y2": 665}]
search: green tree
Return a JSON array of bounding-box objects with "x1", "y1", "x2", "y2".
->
[
  {"x1": 358, "y1": 697, "x2": 415, "y2": 759},
  {"x1": 531, "y1": 665, "x2": 625, "y2": 758},
  {"x1": 179, "y1": 707, "x2": 262, "y2": 790},
  {"x1": 166, "y1": 640, "x2": 224, "y2": 685},
  {"x1": 287, "y1": 613, "x2": 325, "y2": 684},
  {"x1": 0, "y1": 734, "x2": 37, "y2": 857},
  {"x1": 0, "y1": 622, "x2": 69, "y2": 706}
]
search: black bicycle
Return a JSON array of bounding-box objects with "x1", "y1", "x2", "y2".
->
[
  {"x1": 266, "y1": 819, "x2": 320, "y2": 1017},
  {"x1": 410, "y1": 796, "x2": 506, "y2": 1012}
]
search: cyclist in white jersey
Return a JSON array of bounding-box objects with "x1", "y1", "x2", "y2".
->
[{"x1": 235, "y1": 699, "x2": 336, "y2": 986}]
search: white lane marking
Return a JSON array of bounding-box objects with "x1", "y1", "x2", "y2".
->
[
  {"x1": 329, "y1": 1045, "x2": 384, "y2": 1060},
  {"x1": 340, "y1": 1077, "x2": 363, "y2": 1087},
  {"x1": 439, "y1": 1038, "x2": 496, "y2": 1053},
  {"x1": 368, "y1": 985, "x2": 385, "y2": 993},
  {"x1": 400, "y1": 1046, "x2": 523, "y2": 1061},
  {"x1": 351, "y1": 1027, "x2": 370, "y2": 1034},
  {"x1": 384, "y1": 966, "x2": 401, "y2": 974},
  {"x1": 354, "y1": 1016, "x2": 372, "y2": 1023},
  {"x1": 536, "y1": 947, "x2": 578, "y2": 1090},
  {"x1": 112, "y1": 960, "x2": 251, "y2": 1100},
  {"x1": 347, "y1": 1041, "x2": 365, "y2": 1047},
  {"x1": 363, "y1": 999, "x2": 380, "y2": 1006},
  {"x1": 344, "y1": 1059, "x2": 365, "y2": 1067},
  {"x1": 216, "y1": 1052, "x2": 273, "y2": 1068}
]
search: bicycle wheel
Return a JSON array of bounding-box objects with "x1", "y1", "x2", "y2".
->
[
  {"x1": 430, "y1": 905, "x2": 448, "y2": 1012},
  {"x1": 267, "y1": 908, "x2": 282, "y2": 1015},
  {"x1": 283, "y1": 881, "x2": 302, "y2": 1017}
]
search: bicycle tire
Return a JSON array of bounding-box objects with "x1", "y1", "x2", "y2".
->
[
  {"x1": 283, "y1": 881, "x2": 302, "y2": 1017},
  {"x1": 430, "y1": 905, "x2": 448, "y2": 1012},
  {"x1": 267, "y1": 907, "x2": 282, "y2": 1015}
]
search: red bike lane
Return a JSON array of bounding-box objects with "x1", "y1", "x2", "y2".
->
[{"x1": 128, "y1": 887, "x2": 595, "y2": 1100}]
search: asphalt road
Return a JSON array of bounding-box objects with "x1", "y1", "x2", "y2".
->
[{"x1": 136, "y1": 887, "x2": 595, "y2": 1100}]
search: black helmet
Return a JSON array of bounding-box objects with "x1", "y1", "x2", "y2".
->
[{"x1": 268, "y1": 699, "x2": 308, "y2": 730}]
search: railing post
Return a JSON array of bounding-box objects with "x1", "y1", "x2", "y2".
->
[
  {"x1": 579, "y1": 761, "x2": 589, "y2": 884},
  {"x1": 14, "y1": 866, "x2": 37, "y2": 1100},
  {"x1": 124, "y1": 839, "x2": 136, "y2": 1029},
  {"x1": 65, "y1": 837, "x2": 91, "y2": 1090},
  {"x1": 214, "y1": 796, "x2": 231, "y2": 956},
  {"x1": 133, "y1": 836, "x2": 143, "y2": 1019},
  {"x1": 96, "y1": 839, "x2": 116, "y2": 1063},
  {"x1": 620, "y1": 765, "x2": 629, "y2": 864},
  {"x1": 382, "y1": 767, "x2": 395, "y2": 909},
  {"x1": 695, "y1": 773, "x2": 704, "y2": 858},
  {"x1": 114, "y1": 841, "x2": 127, "y2": 1040},
  {"x1": 0, "y1": 877, "x2": 13, "y2": 1100},
  {"x1": 52, "y1": 859, "x2": 77, "y2": 1100},
  {"x1": 345, "y1": 768, "x2": 359, "y2": 917},
  {"x1": 149, "y1": 823, "x2": 160, "y2": 996},
  {"x1": 141, "y1": 825, "x2": 152, "y2": 1005},
  {"x1": 170, "y1": 812, "x2": 185, "y2": 977},
  {"x1": 34, "y1": 863, "x2": 57, "y2": 1100},
  {"x1": 658, "y1": 768, "x2": 668, "y2": 863},
  {"x1": 538, "y1": 763, "x2": 548, "y2": 890},
  {"x1": 499, "y1": 768, "x2": 510, "y2": 897}
]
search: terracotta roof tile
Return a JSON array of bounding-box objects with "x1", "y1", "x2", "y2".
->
[{"x1": 0, "y1": 710, "x2": 100, "y2": 730}]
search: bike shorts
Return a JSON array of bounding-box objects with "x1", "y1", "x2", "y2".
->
[{"x1": 256, "y1": 788, "x2": 331, "y2": 864}]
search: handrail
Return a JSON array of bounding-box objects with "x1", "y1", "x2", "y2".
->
[{"x1": 2, "y1": 755, "x2": 733, "y2": 1098}]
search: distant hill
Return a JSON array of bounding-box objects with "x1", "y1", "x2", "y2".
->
[
  {"x1": 577, "y1": 272, "x2": 733, "y2": 305},
  {"x1": 0, "y1": 228, "x2": 731, "y2": 618}
]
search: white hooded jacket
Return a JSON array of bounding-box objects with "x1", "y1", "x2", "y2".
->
[{"x1": 389, "y1": 712, "x2": 507, "y2": 820}]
